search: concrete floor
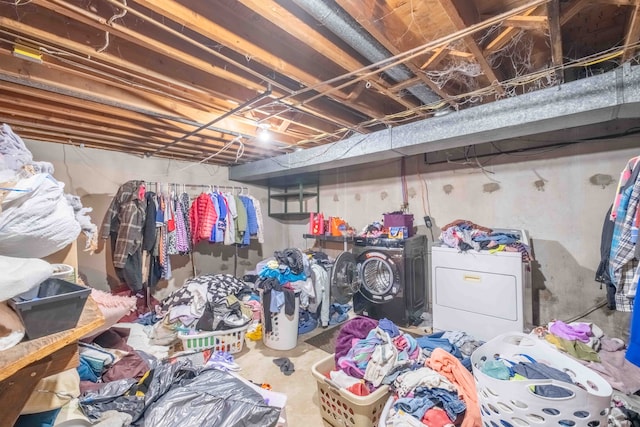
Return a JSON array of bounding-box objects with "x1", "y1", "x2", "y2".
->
[{"x1": 236, "y1": 326, "x2": 337, "y2": 427}]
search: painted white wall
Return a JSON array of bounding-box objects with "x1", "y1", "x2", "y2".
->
[{"x1": 24, "y1": 140, "x2": 284, "y2": 300}]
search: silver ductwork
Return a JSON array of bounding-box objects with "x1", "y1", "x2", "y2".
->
[{"x1": 292, "y1": 0, "x2": 442, "y2": 105}]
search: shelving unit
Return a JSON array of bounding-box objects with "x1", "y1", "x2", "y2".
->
[
  {"x1": 303, "y1": 233, "x2": 353, "y2": 252},
  {"x1": 268, "y1": 181, "x2": 319, "y2": 220}
]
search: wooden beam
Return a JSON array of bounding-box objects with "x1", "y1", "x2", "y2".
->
[
  {"x1": 420, "y1": 47, "x2": 450, "y2": 70},
  {"x1": 36, "y1": 0, "x2": 364, "y2": 135},
  {"x1": 560, "y1": 0, "x2": 591, "y2": 26},
  {"x1": 34, "y1": 0, "x2": 265, "y2": 96},
  {"x1": 438, "y1": 0, "x2": 505, "y2": 92},
  {"x1": 335, "y1": 0, "x2": 453, "y2": 106},
  {"x1": 484, "y1": 7, "x2": 539, "y2": 53},
  {"x1": 502, "y1": 15, "x2": 549, "y2": 30},
  {"x1": 623, "y1": 1, "x2": 640, "y2": 61},
  {"x1": 0, "y1": 46, "x2": 303, "y2": 145},
  {"x1": 125, "y1": 0, "x2": 395, "y2": 121},
  {"x1": 547, "y1": 0, "x2": 564, "y2": 80},
  {"x1": 388, "y1": 77, "x2": 422, "y2": 93}
]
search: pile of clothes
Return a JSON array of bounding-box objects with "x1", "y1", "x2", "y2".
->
[
  {"x1": 78, "y1": 350, "x2": 281, "y2": 426},
  {"x1": 533, "y1": 321, "x2": 640, "y2": 396},
  {"x1": 439, "y1": 219, "x2": 532, "y2": 262},
  {"x1": 150, "y1": 274, "x2": 256, "y2": 345},
  {"x1": 328, "y1": 317, "x2": 484, "y2": 426}
]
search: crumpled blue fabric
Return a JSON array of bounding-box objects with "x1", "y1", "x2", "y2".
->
[
  {"x1": 329, "y1": 303, "x2": 351, "y2": 325},
  {"x1": 416, "y1": 332, "x2": 462, "y2": 359},
  {"x1": 78, "y1": 356, "x2": 99, "y2": 382},
  {"x1": 415, "y1": 386, "x2": 466, "y2": 421},
  {"x1": 394, "y1": 395, "x2": 436, "y2": 420},
  {"x1": 473, "y1": 233, "x2": 519, "y2": 245},
  {"x1": 511, "y1": 361, "x2": 575, "y2": 398},
  {"x1": 378, "y1": 318, "x2": 400, "y2": 338},
  {"x1": 259, "y1": 265, "x2": 306, "y2": 283},
  {"x1": 298, "y1": 309, "x2": 318, "y2": 335},
  {"x1": 270, "y1": 289, "x2": 285, "y2": 312}
]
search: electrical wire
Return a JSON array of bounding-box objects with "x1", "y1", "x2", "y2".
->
[{"x1": 562, "y1": 299, "x2": 608, "y2": 323}]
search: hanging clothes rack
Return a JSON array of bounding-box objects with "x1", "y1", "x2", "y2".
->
[{"x1": 146, "y1": 182, "x2": 249, "y2": 195}]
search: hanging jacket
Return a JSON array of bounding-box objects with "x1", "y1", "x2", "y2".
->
[
  {"x1": 189, "y1": 193, "x2": 217, "y2": 245},
  {"x1": 248, "y1": 195, "x2": 264, "y2": 244},
  {"x1": 234, "y1": 194, "x2": 247, "y2": 245},
  {"x1": 101, "y1": 180, "x2": 146, "y2": 269},
  {"x1": 224, "y1": 193, "x2": 237, "y2": 246}
]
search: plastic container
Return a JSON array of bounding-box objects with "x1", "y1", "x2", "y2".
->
[
  {"x1": 9, "y1": 278, "x2": 91, "y2": 340},
  {"x1": 311, "y1": 353, "x2": 390, "y2": 427},
  {"x1": 177, "y1": 324, "x2": 249, "y2": 354},
  {"x1": 262, "y1": 292, "x2": 300, "y2": 351},
  {"x1": 51, "y1": 263, "x2": 75, "y2": 283},
  {"x1": 378, "y1": 396, "x2": 394, "y2": 427},
  {"x1": 471, "y1": 332, "x2": 613, "y2": 427},
  {"x1": 383, "y1": 213, "x2": 414, "y2": 237}
]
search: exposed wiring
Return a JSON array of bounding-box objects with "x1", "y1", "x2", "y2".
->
[
  {"x1": 563, "y1": 299, "x2": 608, "y2": 324},
  {"x1": 96, "y1": 0, "x2": 128, "y2": 54}
]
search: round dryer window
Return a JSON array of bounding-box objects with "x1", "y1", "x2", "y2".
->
[{"x1": 358, "y1": 251, "x2": 401, "y2": 302}]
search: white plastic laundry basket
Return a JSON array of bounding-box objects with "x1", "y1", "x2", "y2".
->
[
  {"x1": 262, "y1": 292, "x2": 300, "y2": 351},
  {"x1": 471, "y1": 332, "x2": 612, "y2": 427}
]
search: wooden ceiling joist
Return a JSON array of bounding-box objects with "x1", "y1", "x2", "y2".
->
[
  {"x1": 121, "y1": 0, "x2": 403, "y2": 122},
  {"x1": 547, "y1": 0, "x2": 564, "y2": 81},
  {"x1": 335, "y1": 0, "x2": 454, "y2": 106},
  {"x1": 484, "y1": 7, "x2": 540, "y2": 54},
  {"x1": 623, "y1": 1, "x2": 640, "y2": 61},
  {"x1": 438, "y1": 0, "x2": 506, "y2": 93}
]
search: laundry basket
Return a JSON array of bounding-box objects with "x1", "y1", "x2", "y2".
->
[
  {"x1": 262, "y1": 291, "x2": 300, "y2": 351},
  {"x1": 312, "y1": 353, "x2": 390, "y2": 427},
  {"x1": 178, "y1": 324, "x2": 249, "y2": 354},
  {"x1": 471, "y1": 332, "x2": 612, "y2": 427}
]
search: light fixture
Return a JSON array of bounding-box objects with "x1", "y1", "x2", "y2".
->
[
  {"x1": 13, "y1": 42, "x2": 42, "y2": 64},
  {"x1": 256, "y1": 122, "x2": 271, "y2": 143}
]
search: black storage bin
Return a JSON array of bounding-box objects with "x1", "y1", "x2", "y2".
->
[{"x1": 9, "y1": 278, "x2": 91, "y2": 340}]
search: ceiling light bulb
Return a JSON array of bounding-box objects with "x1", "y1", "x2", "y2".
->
[{"x1": 258, "y1": 129, "x2": 271, "y2": 142}]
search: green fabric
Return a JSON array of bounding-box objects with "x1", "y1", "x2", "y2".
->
[
  {"x1": 546, "y1": 334, "x2": 601, "y2": 362},
  {"x1": 481, "y1": 359, "x2": 511, "y2": 380},
  {"x1": 234, "y1": 195, "x2": 247, "y2": 244}
]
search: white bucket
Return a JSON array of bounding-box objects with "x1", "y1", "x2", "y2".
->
[{"x1": 51, "y1": 263, "x2": 75, "y2": 283}]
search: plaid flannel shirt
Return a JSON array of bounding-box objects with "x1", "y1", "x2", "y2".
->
[
  {"x1": 101, "y1": 180, "x2": 146, "y2": 269},
  {"x1": 610, "y1": 181, "x2": 640, "y2": 312}
]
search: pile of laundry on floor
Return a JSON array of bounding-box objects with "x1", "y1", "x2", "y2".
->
[
  {"x1": 149, "y1": 273, "x2": 257, "y2": 345},
  {"x1": 534, "y1": 320, "x2": 640, "y2": 401},
  {"x1": 328, "y1": 316, "x2": 484, "y2": 426},
  {"x1": 439, "y1": 219, "x2": 532, "y2": 261},
  {"x1": 77, "y1": 335, "x2": 281, "y2": 426}
]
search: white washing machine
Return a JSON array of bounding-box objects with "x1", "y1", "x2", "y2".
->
[{"x1": 431, "y1": 229, "x2": 532, "y2": 341}]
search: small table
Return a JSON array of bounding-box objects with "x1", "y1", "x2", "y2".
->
[{"x1": 0, "y1": 297, "x2": 104, "y2": 426}]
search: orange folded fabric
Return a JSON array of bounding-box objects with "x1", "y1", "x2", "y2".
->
[{"x1": 426, "y1": 348, "x2": 482, "y2": 427}]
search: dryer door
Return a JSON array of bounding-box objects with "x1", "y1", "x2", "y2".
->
[
  {"x1": 331, "y1": 251, "x2": 361, "y2": 304},
  {"x1": 357, "y1": 250, "x2": 401, "y2": 303}
]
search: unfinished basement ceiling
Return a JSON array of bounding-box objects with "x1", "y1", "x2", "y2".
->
[{"x1": 0, "y1": 0, "x2": 638, "y2": 165}]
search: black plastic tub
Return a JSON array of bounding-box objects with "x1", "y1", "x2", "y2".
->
[{"x1": 9, "y1": 278, "x2": 91, "y2": 340}]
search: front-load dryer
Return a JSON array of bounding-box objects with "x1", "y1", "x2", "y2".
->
[{"x1": 331, "y1": 234, "x2": 428, "y2": 326}]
